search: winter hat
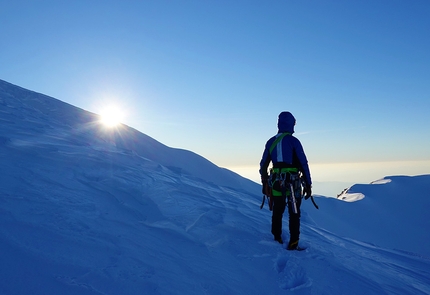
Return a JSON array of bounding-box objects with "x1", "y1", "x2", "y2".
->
[{"x1": 277, "y1": 111, "x2": 296, "y2": 133}]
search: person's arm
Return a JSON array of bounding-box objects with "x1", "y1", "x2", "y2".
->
[
  {"x1": 293, "y1": 139, "x2": 312, "y2": 186},
  {"x1": 259, "y1": 141, "x2": 272, "y2": 178}
]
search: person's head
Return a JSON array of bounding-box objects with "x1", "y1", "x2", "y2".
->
[{"x1": 277, "y1": 111, "x2": 296, "y2": 133}]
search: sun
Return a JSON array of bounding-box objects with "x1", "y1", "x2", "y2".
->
[{"x1": 99, "y1": 105, "x2": 124, "y2": 128}]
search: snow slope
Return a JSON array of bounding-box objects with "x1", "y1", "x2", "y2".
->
[
  {"x1": 0, "y1": 79, "x2": 429, "y2": 294},
  {"x1": 0, "y1": 79, "x2": 259, "y2": 195},
  {"x1": 309, "y1": 175, "x2": 430, "y2": 257}
]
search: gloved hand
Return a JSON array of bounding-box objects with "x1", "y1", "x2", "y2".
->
[
  {"x1": 304, "y1": 185, "x2": 312, "y2": 200},
  {"x1": 261, "y1": 176, "x2": 268, "y2": 195}
]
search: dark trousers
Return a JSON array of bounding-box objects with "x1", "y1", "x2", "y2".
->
[{"x1": 271, "y1": 195, "x2": 302, "y2": 242}]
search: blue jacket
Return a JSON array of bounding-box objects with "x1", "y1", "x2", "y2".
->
[{"x1": 259, "y1": 112, "x2": 312, "y2": 186}]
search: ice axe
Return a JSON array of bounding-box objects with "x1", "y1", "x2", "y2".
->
[{"x1": 305, "y1": 193, "x2": 319, "y2": 209}]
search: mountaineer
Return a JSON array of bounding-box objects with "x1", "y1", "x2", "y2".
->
[{"x1": 259, "y1": 111, "x2": 312, "y2": 250}]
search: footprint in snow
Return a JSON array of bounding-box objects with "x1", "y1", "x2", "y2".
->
[{"x1": 275, "y1": 253, "x2": 312, "y2": 291}]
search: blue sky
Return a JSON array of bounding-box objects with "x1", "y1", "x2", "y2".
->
[{"x1": 1, "y1": 0, "x2": 429, "y2": 185}]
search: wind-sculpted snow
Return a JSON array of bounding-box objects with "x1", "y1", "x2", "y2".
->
[{"x1": 0, "y1": 79, "x2": 429, "y2": 294}]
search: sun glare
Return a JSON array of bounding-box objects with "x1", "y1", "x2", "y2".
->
[{"x1": 99, "y1": 106, "x2": 124, "y2": 127}]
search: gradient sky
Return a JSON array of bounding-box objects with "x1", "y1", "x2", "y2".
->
[{"x1": 1, "y1": 0, "x2": 429, "y2": 186}]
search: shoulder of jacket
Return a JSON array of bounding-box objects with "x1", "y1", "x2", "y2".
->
[{"x1": 266, "y1": 135, "x2": 277, "y2": 144}]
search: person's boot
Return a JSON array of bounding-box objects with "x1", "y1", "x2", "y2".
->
[
  {"x1": 287, "y1": 239, "x2": 299, "y2": 250},
  {"x1": 274, "y1": 236, "x2": 283, "y2": 244}
]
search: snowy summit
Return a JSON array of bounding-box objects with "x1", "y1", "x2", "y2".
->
[{"x1": 0, "y1": 79, "x2": 429, "y2": 294}]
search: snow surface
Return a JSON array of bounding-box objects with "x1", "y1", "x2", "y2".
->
[
  {"x1": 0, "y1": 79, "x2": 429, "y2": 294},
  {"x1": 312, "y1": 175, "x2": 430, "y2": 258}
]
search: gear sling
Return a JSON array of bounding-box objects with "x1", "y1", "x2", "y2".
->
[{"x1": 269, "y1": 167, "x2": 301, "y2": 212}]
